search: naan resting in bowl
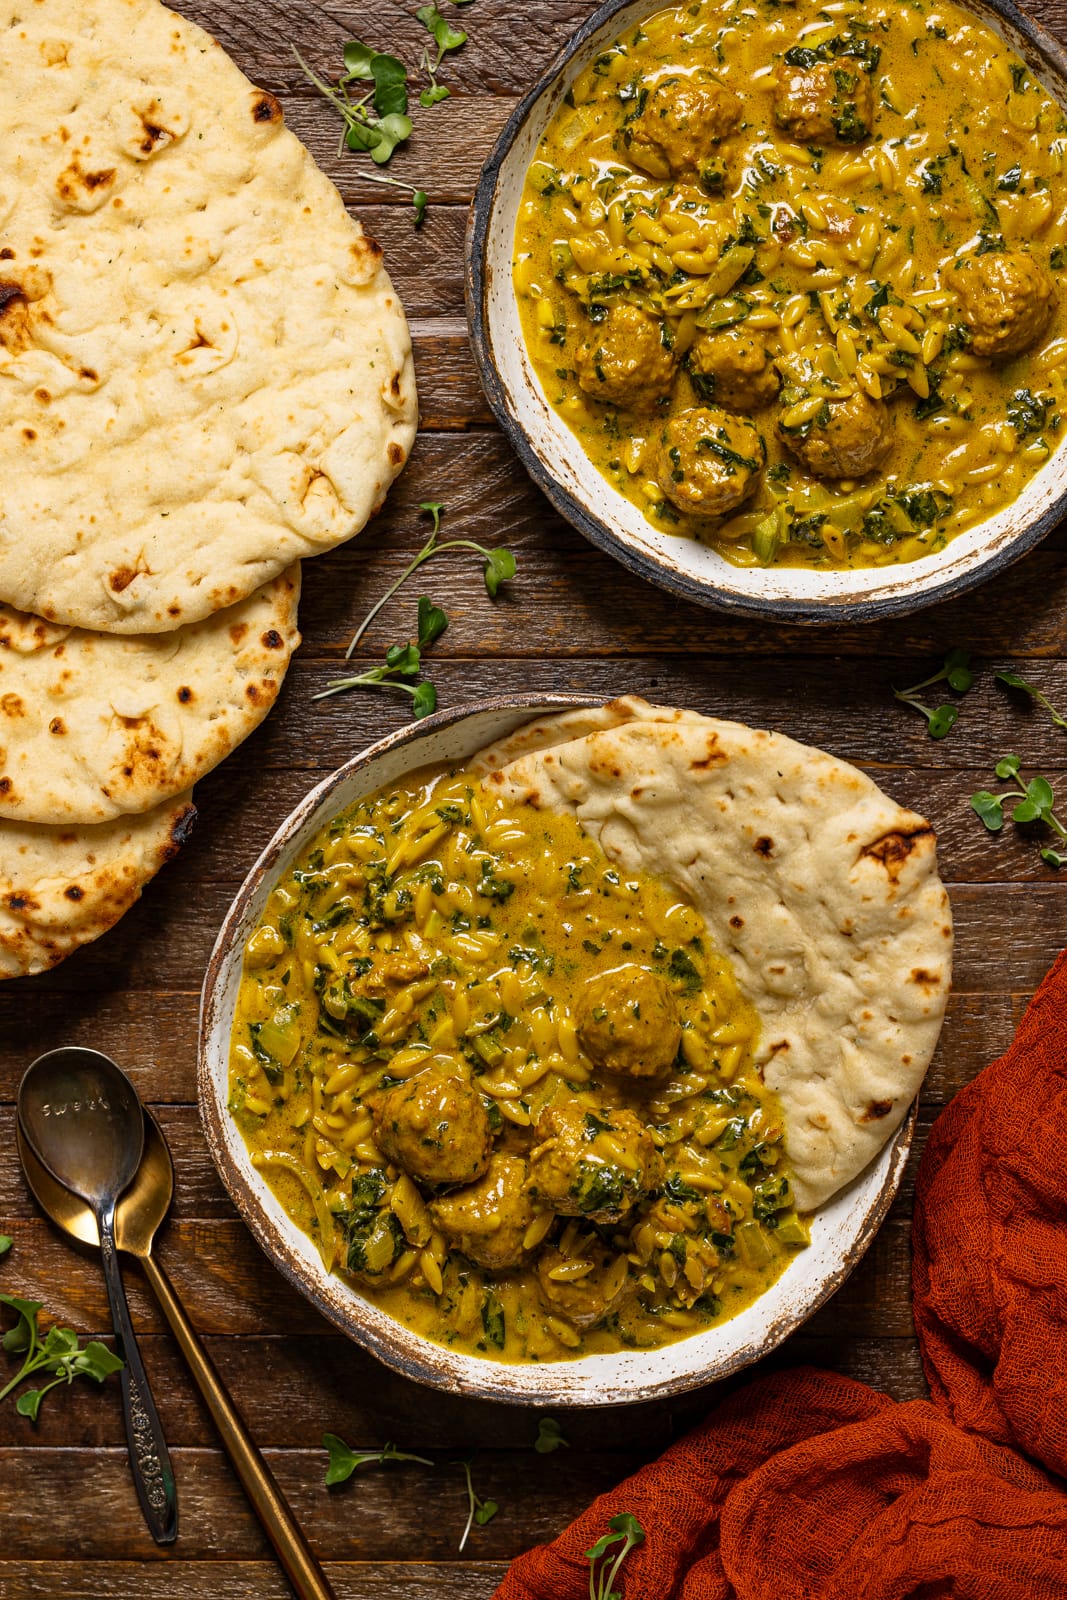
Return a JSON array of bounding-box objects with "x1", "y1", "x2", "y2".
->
[{"x1": 475, "y1": 696, "x2": 951, "y2": 1209}]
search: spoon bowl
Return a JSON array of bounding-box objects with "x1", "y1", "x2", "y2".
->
[
  {"x1": 16, "y1": 1109, "x2": 173, "y2": 1256},
  {"x1": 18, "y1": 1046, "x2": 145, "y2": 1213}
]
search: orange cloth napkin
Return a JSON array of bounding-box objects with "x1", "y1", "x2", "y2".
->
[{"x1": 495, "y1": 951, "x2": 1067, "y2": 1598}]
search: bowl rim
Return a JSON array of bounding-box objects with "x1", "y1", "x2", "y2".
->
[
  {"x1": 198, "y1": 693, "x2": 917, "y2": 1406},
  {"x1": 466, "y1": 0, "x2": 1067, "y2": 625}
]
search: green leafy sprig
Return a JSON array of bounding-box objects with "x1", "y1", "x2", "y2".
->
[
  {"x1": 995, "y1": 670, "x2": 1067, "y2": 730},
  {"x1": 971, "y1": 754, "x2": 1067, "y2": 867},
  {"x1": 0, "y1": 1236, "x2": 10, "y2": 1259},
  {"x1": 0, "y1": 1290, "x2": 124, "y2": 1422},
  {"x1": 322, "y1": 1432, "x2": 433, "y2": 1486},
  {"x1": 534, "y1": 1415, "x2": 570, "y2": 1453},
  {"x1": 586, "y1": 1512, "x2": 646, "y2": 1600},
  {"x1": 455, "y1": 1455, "x2": 499, "y2": 1552},
  {"x1": 315, "y1": 594, "x2": 448, "y2": 717},
  {"x1": 294, "y1": 44, "x2": 428, "y2": 222},
  {"x1": 344, "y1": 501, "x2": 517, "y2": 659},
  {"x1": 892, "y1": 648, "x2": 974, "y2": 738},
  {"x1": 416, "y1": 3, "x2": 467, "y2": 105}
]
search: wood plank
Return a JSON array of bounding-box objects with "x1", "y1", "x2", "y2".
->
[
  {"x1": 410, "y1": 323, "x2": 493, "y2": 430},
  {"x1": 0, "y1": 1562, "x2": 509, "y2": 1600},
  {"x1": 0, "y1": 1445, "x2": 634, "y2": 1559},
  {"x1": 354, "y1": 208, "x2": 469, "y2": 318},
  {"x1": 178, "y1": 0, "x2": 592, "y2": 97},
  {"x1": 0, "y1": 1330, "x2": 926, "y2": 1453}
]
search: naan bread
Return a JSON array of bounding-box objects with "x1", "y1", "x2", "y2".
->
[
  {"x1": 0, "y1": 569, "x2": 300, "y2": 825},
  {"x1": 0, "y1": 0, "x2": 416, "y2": 633},
  {"x1": 475, "y1": 698, "x2": 952, "y2": 1211},
  {"x1": 0, "y1": 794, "x2": 195, "y2": 978}
]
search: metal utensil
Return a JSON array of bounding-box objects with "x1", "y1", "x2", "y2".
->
[
  {"x1": 18, "y1": 1046, "x2": 178, "y2": 1544},
  {"x1": 16, "y1": 1060, "x2": 337, "y2": 1600}
]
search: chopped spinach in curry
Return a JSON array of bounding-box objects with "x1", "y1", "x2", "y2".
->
[
  {"x1": 514, "y1": 0, "x2": 1067, "y2": 570},
  {"x1": 229, "y1": 769, "x2": 807, "y2": 1363}
]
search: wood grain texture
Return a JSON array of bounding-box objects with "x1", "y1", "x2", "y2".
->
[{"x1": 2, "y1": 0, "x2": 1066, "y2": 1593}]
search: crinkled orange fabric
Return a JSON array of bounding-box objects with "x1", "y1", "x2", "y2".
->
[{"x1": 495, "y1": 950, "x2": 1067, "y2": 1599}]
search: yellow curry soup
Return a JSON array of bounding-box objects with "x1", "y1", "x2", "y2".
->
[
  {"x1": 513, "y1": 0, "x2": 1067, "y2": 571},
  {"x1": 228, "y1": 767, "x2": 809, "y2": 1363}
]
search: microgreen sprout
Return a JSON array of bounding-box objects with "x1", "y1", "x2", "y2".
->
[
  {"x1": 892, "y1": 648, "x2": 974, "y2": 738},
  {"x1": 585, "y1": 1512, "x2": 646, "y2": 1600},
  {"x1": 971, "y1": 754, "x2": 1067, "y2": 867},
  {"x1": 534, "y1": 1415, "x2": 570, "y2": 1453},
  {"x1": 322, "y1": 1433, "x2": 433, "y2": 1486},
  {"x1": 315, "y1": 595, "x2": 448, "y2": 717},
  {"x1": 293, "y1": 45, "x2": 412, "y2": 163},
  {"x1": 294, "y1": 44, "x2": 428, "y2": 222},
  {"x1": 0, "y1": 1286, "x2": 124, "y2": 1422},
  {"x1": 416, "y1": 2, "x2": 467, "y2": 105},
  {"x1": 0, "y1": 1236, "x2": 10, "y2": 1259},
  {"x1": 994, "y1": 670, "x2": 1067, "y2": 730},
  {"x1": 455, "y1": 1455, "x2": 499, "y2": 1551},
  {"x1": 344, "y1": 502, "x2": 517, "y2": 658}
]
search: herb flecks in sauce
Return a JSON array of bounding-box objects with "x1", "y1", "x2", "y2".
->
[
  {"x1": 513, "y1": 0, "x2": 1067, "y2": 571},
  {"x1": 229, "y1": 769, "x2": 808, "y2": 1363}
]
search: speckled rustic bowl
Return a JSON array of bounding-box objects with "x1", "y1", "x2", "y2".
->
[
  {"x1": 467, "y1": 0, "x2": 1067, "y2": 625},
  {"x1": 199, "y1": 696, "x2": 914, "y2": 1405}
]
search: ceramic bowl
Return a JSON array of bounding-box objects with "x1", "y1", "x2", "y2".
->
[
  {"x1": 467, "y1": 0, "x2": 1067, "y2": 625},
  {"x1": 199, "y1": 695, "x2": 914, "y2": 1406}
]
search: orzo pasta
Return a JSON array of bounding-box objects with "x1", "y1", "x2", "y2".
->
[
  {"x1": 513, "y1": 0, "x2": 1067, "y2": 570},
  {"x1": 228, "y1": 767, "x2": 808, "y2": 1362}
]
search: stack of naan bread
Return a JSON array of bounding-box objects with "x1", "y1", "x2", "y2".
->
[{"x1": 0, "y1": 0, "x2": 417, "y2": 977}]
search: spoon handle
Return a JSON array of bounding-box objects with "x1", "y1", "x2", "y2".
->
[
  {"x1": 98, "y1": 1208, "x2": 178, "y2": 1545},
  {"x1": 139, "y1": 1251, "x2": 337, "y2": 1600}
]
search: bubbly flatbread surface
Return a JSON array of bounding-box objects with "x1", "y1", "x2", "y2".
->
[
  {"x1": 0, "y1": 0, "x2": 416, "y2": 633},
  {"x1": 0, "y1": 569, "x2": 300, "y2": 825},
  {"x1": 476, "y1": 697, "x2": 952, "y2": 1211},
  {"x1": 0, "y1": 793, "x2": 195, "y2": 978}
]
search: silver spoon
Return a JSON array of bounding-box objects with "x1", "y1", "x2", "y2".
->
[{"x1": 18, "y1": 1047, "x2": 178, "y2": 1545}]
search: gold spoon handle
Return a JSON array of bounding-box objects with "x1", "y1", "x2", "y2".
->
[{"x1": 140, "y1": 1252, "x2": 337, "y2": 1600}]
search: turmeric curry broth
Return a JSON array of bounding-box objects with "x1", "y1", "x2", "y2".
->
[
  {"x1": 228, "y1": 768, "x2": 809, "y2": 1363},
  {"x1": 514, "y1": 0, "x2": 1067, "y2": 571}
]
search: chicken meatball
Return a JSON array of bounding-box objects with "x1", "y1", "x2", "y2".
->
[
  {"x1": 626, "y1": 70, "x2": 742, "y2": 184},
  {"x1": 536, "y1": 1242, "x2": 628, "y2": 1330},
  {"x1": 576, "y1": 965, "x2": 682, "y2": 1082},
  {"x1": 372, "y1": 1059, "x2": 493, "y2": 1187},
  {"x1": 526, "y1": 1098, "x2": 661, "y2": 1223},
  {"x1": 654, "y1": 407, "x2": 763, "y2": 515},
  {"x1": 772, "y1": 57, "x2": 873, "y2": 144},
  {"x1": 952, "y1": 248, "x2": 1055, "y2": 360},
  {"x1": 430, "y1": 1155, "x2": 536, "y2": 1272},
  {"x1": 687, "y1": 328, "x2": 780, "y2": 411},
  {"x1": 575, "y1": 303, "x2": 677, "y2": 411},
  {"x1": 778, "y1": 389, "x2": 890, "y2": 479}
]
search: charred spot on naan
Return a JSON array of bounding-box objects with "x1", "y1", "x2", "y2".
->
[
  {"x1": 55, "y1": 154, "x2": 117, "y2": 211},
  {"x1": 250, "y1": 89, "x2": 283, "y2": 125},
  {"x1": 0, "y1": 282, "x2": 31, "y2": 355},
  {"x1": 860, "y1": 825, "x2": 936, "y2": 883},
  {"x1": 860, "y1": 1099, "x2": 894, "y2": 1122},
  {"x1": 166, "y1": 803, "x2": 198, "y2": 855}
]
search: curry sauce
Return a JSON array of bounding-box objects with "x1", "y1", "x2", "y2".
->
[
  {"x1": 228, "y1": 768, "x2": 808, "y2": 1363},
  {"x1": 514, "y1": 0, "x2": 1067, "y2": 570}
]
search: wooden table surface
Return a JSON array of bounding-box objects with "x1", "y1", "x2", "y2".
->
[{"x1": 4, "y1": 0, "x2": 1067, "y2": 1593}]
